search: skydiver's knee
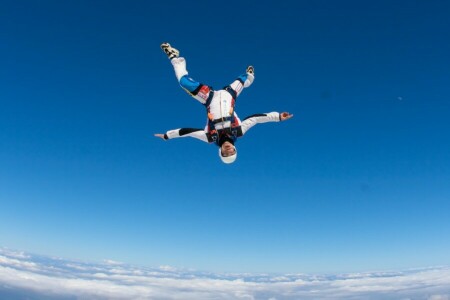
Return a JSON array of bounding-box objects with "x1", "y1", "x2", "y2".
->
[{"x1": 179, "y1": 75, "x2": 200, "y2": 93}]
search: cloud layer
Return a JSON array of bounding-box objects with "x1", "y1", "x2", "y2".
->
[{"x1": 1, "y1": 247, "x2": 450, "y2": 300}]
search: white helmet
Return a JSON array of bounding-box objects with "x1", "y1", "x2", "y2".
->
[{"x1": 218, "y1": 147, "x2": 237, "y2": 164}]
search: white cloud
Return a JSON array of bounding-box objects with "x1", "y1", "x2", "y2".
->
[
  {"x1": 0, "y1": 248, "x2": 450, "y2": 299},
  {"x1": 429, "y1": 296, "x2": 450, "y2": 300},
  {"x1": 0, "y1": 248, "x2": 29, "y2": 259},
  {"x1": 0, "y1": 255, "x2": 37, "y2": 270},
  {"x1": 159, "y1": 265, "x2": 178, "y2": 272},
  {"x1": 103, "y1": 259, "x2": 124, "y2": 266}
]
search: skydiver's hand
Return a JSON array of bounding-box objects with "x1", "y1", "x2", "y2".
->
[
  {"x1": 154, "y1": 134, "x2": 166, "y2": 140},
  {"x1": 280, "y1": 112, "x2": 293, "y2": 121}
]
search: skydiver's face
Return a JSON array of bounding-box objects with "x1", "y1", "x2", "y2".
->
[{"x1": 221, "y1": 141, "x2": 236, "y2": 157}]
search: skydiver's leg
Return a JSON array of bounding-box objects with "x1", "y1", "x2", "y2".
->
[
  {"x1": 161, "y1": 43, "x2": 212, "y2": 105},
  {"x1": 170, "y1": 57, "x2": 213, "y2": 105},
  {"x1": 224, "y1": 66, "x2": 255, "y2": 98}
]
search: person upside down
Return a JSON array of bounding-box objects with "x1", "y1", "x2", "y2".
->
[{"x1": 155, "y1": 43, "x2": 293, "y2": 164}]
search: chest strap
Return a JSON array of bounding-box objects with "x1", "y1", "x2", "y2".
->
[
  {"x1": 206, "y1": 127, "x2": 243, "y2": 144},
  {"x1": 210, "y1": 116, "x2": 233, "y2": 124}
]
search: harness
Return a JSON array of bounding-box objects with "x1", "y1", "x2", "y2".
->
[{"x1": 204, "y1": 86, "x2": 241, "y2": 145}]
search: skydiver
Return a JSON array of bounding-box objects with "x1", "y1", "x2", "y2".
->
[{"x1": 155, "y1": 43, "x2": 293, "y2": 164}]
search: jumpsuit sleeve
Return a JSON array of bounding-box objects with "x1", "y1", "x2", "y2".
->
[
  {"x1": 164, "y1": 128, "x2": 209, "y2": 143},
  {"x1": 240, "y1": 112, "x2": 281, "y2": 135}
]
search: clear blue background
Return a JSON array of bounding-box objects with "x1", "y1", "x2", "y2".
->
[{"x1": 1, "y1": 0, "x2": 449, "y2": 273}]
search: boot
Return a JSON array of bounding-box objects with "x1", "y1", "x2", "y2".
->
[{"x1": 160, "y1": 42, "x2": 180, "y2": 59}]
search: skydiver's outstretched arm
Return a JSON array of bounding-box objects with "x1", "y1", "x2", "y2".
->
[
  {"x1": 240, "y1": 112, "x2": 293, "y2": 135},
  {"x1": 154, "y1": 128, "x2": 209, "y2": 143}
]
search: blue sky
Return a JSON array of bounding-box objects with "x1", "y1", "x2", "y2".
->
[{"x1": 1, "y1": 0, "x2": 450, "y2": 274}]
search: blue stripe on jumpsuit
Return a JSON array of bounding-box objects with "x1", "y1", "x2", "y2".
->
[
  {"x1": 237, "y1": 73, "x2": 249, "y2": 84},
  {"x1": 179, "y1": 75, "x2": 200, "y2": 93}
]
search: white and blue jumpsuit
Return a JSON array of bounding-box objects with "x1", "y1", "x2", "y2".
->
[{"x1": 161, "y1": 57, "x2": 283, "y2": 144}]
